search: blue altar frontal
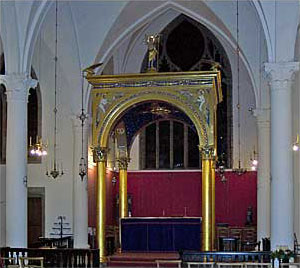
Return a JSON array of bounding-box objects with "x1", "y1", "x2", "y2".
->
[{"x1": 120, "y1": 217, "x2": 202, "y2": 252}]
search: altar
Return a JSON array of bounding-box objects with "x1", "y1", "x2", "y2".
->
[{"x1": 120, "y1": 217, "x2": 202, "y2": 252}]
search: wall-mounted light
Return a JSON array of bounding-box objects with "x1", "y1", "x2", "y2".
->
[
  {"x1": 217, "y1": 153, "x2": 227, "y2": 183},
  {"x1": 293, "y1": 134, "x2": 299, "y2": 151},
  {"x1": 250, "y1": 149, "x2": 258, "y2": 171}
]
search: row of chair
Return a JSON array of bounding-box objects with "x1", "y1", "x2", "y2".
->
[
  {"x1": 185, "y1": 262, "x2": 300, "y2": 268},
  {"x1": 0, "y1": 256, "x2": 44, "y2": 268},
  {"x1": 155, "y1": 261, "x2": 300, "y2": 268},
  {"x1": 217, "y1": 226, "x2": 258, "y2": 251}
]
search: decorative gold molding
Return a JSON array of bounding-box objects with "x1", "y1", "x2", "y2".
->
[
  {"x1": 86, "y1": 70, "x2": 222, "y2": 149},
  {"x1": 117, "y1": 157, "x2": 130, "y2": 170},
  {"x1": 200, "y1": 146, "x2": 216, "y2": 160},
  {"x1": 92, "y1": 146, "x2": 107, "y2": 162}
]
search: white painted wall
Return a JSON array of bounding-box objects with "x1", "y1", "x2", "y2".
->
[{"x1": 0, "y1": 35, "x2": 3, "y2": 56}]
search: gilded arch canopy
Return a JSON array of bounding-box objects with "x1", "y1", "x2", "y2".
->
[{"x1": 85, "y1": 70, "x2": 222, "y2": 151}]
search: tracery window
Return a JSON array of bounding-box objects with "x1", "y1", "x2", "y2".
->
[
  {"x1": 141, "y1": 14, "x2": 232, "y2": 167},
  {"x1": 142, "y1": 120, "x2": 199, "y2": 169}
]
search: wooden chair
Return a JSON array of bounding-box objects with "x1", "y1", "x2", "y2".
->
[
  {"x1": 0, "y1": 257, "x2": 19, "y2": 268},
  {"x1": 19, "y1": 257, "x2": 44, "y2": 268},
  {"x1": 294, "y1": 233, "x2": 300, "y2": 255},
  {"x1": 280, "y1": 263, "x2": 300, "y2": 268},
  {"x1": 241, "y1": 227, "x2": 257, "y2": 251},
  {"x1": 216, "y1": 262, "x2": 244, "y2": 268},
  {"x1": 155, "y1": 259, "x2": 181, "y2": 268},
  {"x1": 229, "y1": 227, "x2": 243, "y2": 251},
  {"x1": 217, "y1": 227, "x2": 230, "y2": 251},
  {"x1": 244, "y1": 263, "x2": 272, "y2": 268},
  {"x1": 186, "y1": 262, "x2": 214, "y2": 268},
  {"x1": 106, "y1": 225, "x2": 119, "y2": 255},
  {"x1": 217, "y1": 227, "x2": 230, "y2": 238},
  {"x1": 229, "y1": 228, "x2": 243, "y2": 239}
]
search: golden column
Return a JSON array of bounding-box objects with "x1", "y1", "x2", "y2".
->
[
  {"x1": 118, "y1": 157, "x2": 129, "y2": 218},
  {"x1": 201, "y1": 146, "x2": 216, "y2": 251},
  {"x1": 93, "y1": 146, "x2": 107, "y2": 263},
  {"x1": 211, "y1": 160, "x2": 216, "y2": 250}
]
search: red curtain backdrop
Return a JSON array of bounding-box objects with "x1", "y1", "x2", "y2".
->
[
  {"x1": 88, "y1": 170, "x2": 257, "y2": 228},
  {"x1": 87, "y1": 167, "x2": 97, "y2": 227}
]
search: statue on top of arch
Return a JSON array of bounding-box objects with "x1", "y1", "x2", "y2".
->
[{"x1": 145, "y1": 34, "x2": 161, "y2": 72}]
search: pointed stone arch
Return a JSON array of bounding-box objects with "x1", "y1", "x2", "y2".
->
[{"x1": 88, "y1": 0, "x2": 270, "y2": 111}]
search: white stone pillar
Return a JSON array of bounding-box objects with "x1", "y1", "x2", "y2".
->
[
  {"x1": 253, "y1": 108, "x2": 271, "y2": 243},
  {"x1": 0, "y1": 73, "x2": 37, "y2": 247},
  {"x1": 72, "y1": 117, "x2": 89, "y2": 248},
  {"x1": 265, "y1": 62, "x2": 299, "y2": 250}
]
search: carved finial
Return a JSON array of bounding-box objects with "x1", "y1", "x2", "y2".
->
[
  {"x1": 83, "y1": 63, "x2": 103, "y2": 76},
  {"x1": 210, "y1": 62, "x2": 222, "y2": 71}
]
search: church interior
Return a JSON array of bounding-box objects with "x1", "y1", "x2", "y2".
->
[{"x1": 1, "y1": 0, "x2": 300, "y2": 267}]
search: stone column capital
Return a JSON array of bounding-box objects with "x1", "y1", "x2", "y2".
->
[
  {"x1": 0, "y1": 73, "x2": 38, "y2": 102},
  {"x1": 264, "y1": 62, "x2": 299, "y2": 92}
]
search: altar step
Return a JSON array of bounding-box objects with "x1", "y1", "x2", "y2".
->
[{"x1": 107, "y1": 252, "x2": 180, "y2": 267}]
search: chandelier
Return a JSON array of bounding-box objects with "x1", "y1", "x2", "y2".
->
[
  {"x1": 150, "y1": 103, "x2": 171, "y2": 116},
  {"x1": 29, "y1": 136, "x2": 47, "y2": 156},
  {"x1": 46, "y1": 0, "x2": 64, "y2": 179}
]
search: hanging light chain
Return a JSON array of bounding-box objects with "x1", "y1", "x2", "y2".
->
[
  {"x1": 233, "y1": 0, "x2": 246, "y2": 176},
  {"x1": 78, "y1": 71, "x2": 88, "y2": 180},
  {"x1": 46, "y1": 0, "x2": 64, "y2": 179}
]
